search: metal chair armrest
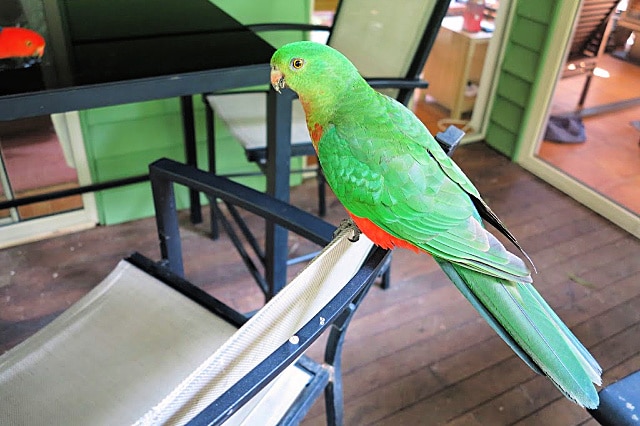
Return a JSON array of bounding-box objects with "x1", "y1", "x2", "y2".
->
[
  {"x1": 366, "y1": 77, "x2": 429, "y2": 91},
  {"x1": 247, "y1": 23, "x2": 331, "y2": 33}
]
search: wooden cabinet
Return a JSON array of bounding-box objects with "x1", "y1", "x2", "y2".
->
[{"x1": 421, "y1": 16, "x2": 492, "y2": 119}]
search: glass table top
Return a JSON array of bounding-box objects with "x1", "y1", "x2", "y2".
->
[{"x1": 0, "y1": 0, "x2": 275, "y2": 98}]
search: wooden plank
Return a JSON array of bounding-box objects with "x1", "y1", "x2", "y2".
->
[
  {"x1": 517, "y1": 0, "x2": 555, "y2": 24},
  {"x1": 486, "y1": 119, "x2": 519, "y2": 156},
  {"x1": 515, "y1": 397, "x2": 592, "y2": 426},
  {"x1": 491, "y1": 97, "x2": 526, "y2": 134},
  {"x1": 503, "y1": 43, "x2": 541, "y2": 83},
  {"x1": 495, "y1": 71, "x2": 532, "y2": 108},
  {"x1": 375, "y1": 356, "x2": 538, "y2": 425},
  {"x1": 511, "y1": 15, "x2": 549, "y2": 52}
]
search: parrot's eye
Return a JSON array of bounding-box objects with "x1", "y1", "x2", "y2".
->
[
  {"x1": 290, "y1": 58, "x2": 305, "y2": 70},
  {"x1": 25, "y1": 40, "x2": 32, "y2": 47}
]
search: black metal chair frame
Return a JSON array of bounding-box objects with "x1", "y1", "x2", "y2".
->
[
  {"x1": 588, "y1": 370, "x2": 640, "y2": 426},
  {"x1": 147, "y1": 157, "x2": 390, "y2": 425}
]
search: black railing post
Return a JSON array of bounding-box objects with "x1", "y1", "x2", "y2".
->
[
  {"x1": 149, "y1": 164, "x2": 185, "y2": 277},
  {"x1": 180, "y1": 95, "x2": 202, "y2": 224},
  {"x1": 264, "y1": 88, "x2": 294, "y2": 299}
]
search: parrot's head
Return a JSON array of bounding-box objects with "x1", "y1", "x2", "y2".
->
[{"x1": 270, "y1": 41, "x2": 365, "y2": 107}]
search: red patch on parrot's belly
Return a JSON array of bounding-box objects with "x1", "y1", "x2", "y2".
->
[{"x1": 348, "y1": 213, "x2": 422, "y2": 254}]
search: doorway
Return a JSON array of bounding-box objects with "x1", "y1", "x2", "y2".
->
[
  {"x1": 517, "y1": 0, "x2": 640, "y2": 238},
  {"x1": 537, "y1": 52, "x2": 640, "y2": 216}
]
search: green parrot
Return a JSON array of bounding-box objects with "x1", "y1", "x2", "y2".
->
[{"x1": 269, "y1": 41, "x2": 601, "y2": 408}]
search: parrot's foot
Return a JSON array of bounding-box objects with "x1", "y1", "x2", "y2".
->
[{"x1": 335, "y1": 218, "x2": 362, "y2": 242}]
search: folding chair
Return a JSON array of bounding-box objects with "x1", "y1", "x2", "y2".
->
[
  {"x1": 0, "y1": 158, "x2": 390, "y2": 425},
  {"x1": 202, "y1": 0, "x2": 450, "y2": 231}
]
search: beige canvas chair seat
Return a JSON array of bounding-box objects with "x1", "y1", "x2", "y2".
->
[
  {"x1": 0, "y1": 218, "x2": 381, "y2": 424},
  {"x1": 205, "y1": 92, "x2": 311, "y2": 160},
  {"x1": 0, "y1": 260, "x2": 241, "y2": 425}
]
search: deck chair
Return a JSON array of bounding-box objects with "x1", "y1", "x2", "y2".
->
[
  {"x1": 203, "y1": 0, "x2": 450, "y2": 228},
  {"x1": 588, "y1": 370, "x2": 640, "y2": 426},
  {"x1": 561, "y1": 0, "x2": 619, "y2": 108},
  {"x1": 0, "y1": 158, "x2": 390, "y2": 425}
]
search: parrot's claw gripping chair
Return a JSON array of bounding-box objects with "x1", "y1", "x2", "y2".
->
[
  {"x1": 201, "y1": 0, "x2": 451, "y2": 292},
  {"x1": 0, "y1": 158, "x2": 390, "y2": 426}
]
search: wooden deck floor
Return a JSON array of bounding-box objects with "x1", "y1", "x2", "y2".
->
[{"x1": 1, "y1": 143, "x2": 639, "y2": 425}]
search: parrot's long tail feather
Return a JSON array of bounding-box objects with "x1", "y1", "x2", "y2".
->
[
  {"x1": 521, "y1": 285, "x2": 602, "y2": 385},
  {"x1": 434, "y1": 257, "x2": 601, "y2": 409}
]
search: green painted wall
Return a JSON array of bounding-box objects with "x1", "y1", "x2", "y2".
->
[
  {"x1": 81, "y1": 0, "x2": 312, "y2": 225},
  {"x1": 484, "y1": 1, "x2": 559, "y2": 158}
]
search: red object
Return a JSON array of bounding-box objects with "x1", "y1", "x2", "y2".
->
[
  {"x1": 348, "y1": 213, "x2": 422, "y2": 253},
  {"x1": 0, "y1": 27, "x2": 46, "y2": 59},
  {"x1": 463, "y1": 1, "x2": 485, "y2": 33}
]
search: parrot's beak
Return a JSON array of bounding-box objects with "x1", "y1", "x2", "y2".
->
[{"x1": 270, "y1": 66, "x2": 286, "y2": 94}]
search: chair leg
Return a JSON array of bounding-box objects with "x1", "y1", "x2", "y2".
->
[
  {"x1": 322, "y1": 250, "x2": 387, "y2": 424},
  {"x1": 180, "y1": 96, "x2": 202, "y2": 225},
  {"x1": 578, "y1": 73, "x2": 593, "y2": 108},
  {"x1": 324, "y1": 313, "x2": 350, "y2": 426},
  {"x1": 204, "y1": 98, "x2": 220, "y2": 240},
  {"x1": 317, "y1": 167, "x2": 326, "y2": 217},
  {"x1": 379, "y1": 252, "x2": 392, "y2": 290},
  {"x1": 324, "y1": 374, "x2": 343, "y2": 426}
]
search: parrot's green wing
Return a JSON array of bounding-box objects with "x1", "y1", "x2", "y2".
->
[
  {"x1": 387, "y1": 92, "x2": 536, "y2": 269},
  {"x1": 319, "y1": 92, "x2": 532, "y2": 283}
]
